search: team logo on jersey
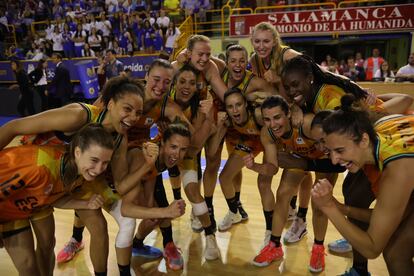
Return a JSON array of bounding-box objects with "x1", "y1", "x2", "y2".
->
[
  {"x1": 296, "y1": 137, "x2": 305, "y2": 144},
  {"x1": 145, "y1": 117, "x2": 154, "y2": 125}
]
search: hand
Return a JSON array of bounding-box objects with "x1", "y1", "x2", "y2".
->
[
  {"x1": 157, "y1": 120, "x2": 169, "y2": 133},
  {"x1": 142, "y1": 142, "x2": 159, "y2": 167},
  {"x1": 311, "y1": 178, "x2": 335, "y2": 210},
  {"x1": 176, "y1": 48, "x2": 189, "y2": 64},
  {"x1": 290, "y1": 104, "x2": 304, "y2": 127},
  {"x1": 217, "y1": 111, "x2": 228, "y2": 127},
  {"x1": 199, "y1": 99, "x2": 213, "y2": 120},
  {"x1": 87, "y1": 194, "x2": 104, "y2": 209},
  {"x1": 9, "y1": 84, "x2": 19, "y2": 90},
  {"x1": 277, "y1": 151, "x2": 307, "y2": 170},
  {"x1": 242, "y1": 153, "x2": 255, "y2": 169},
  {"x1": 167, "y1": 199, "x2": 186, "y2": 218},
  {"x1": 364, "y1": 89, "x2": 377, "y2": 106},
  {"x1": 264, "y1": 69, "x2": 281, "y2": 85},
  {"x1": 45, "y1": 90, "x2": 48, "y2": 96}
]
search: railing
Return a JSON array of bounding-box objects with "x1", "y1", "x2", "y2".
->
[
  {"x1": 172, "y1": 16, "x2": 194, "y2": 61},
  {"x1": 254, "y1": 2, "x2": 337, "y2": 13},
  {"x1": 338, "y1": 0, "x2": 392, "y2": 8}
]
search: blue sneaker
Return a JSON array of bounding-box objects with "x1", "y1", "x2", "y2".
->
[
  {"x1": 341, "y1": 268, "x2": 371, "y2": 276},
  {"x1": 132, "y1": 245, "x2": 163, "y2": 259},
  {"x1": 328, "y1": 238, "x2": 352, "y2": 253}
]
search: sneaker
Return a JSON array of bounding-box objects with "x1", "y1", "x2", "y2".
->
[
  {"x1": 283, "y1": 217, "x2": 307, "y2": 244},
  {"x1": 218, "y1": 210, "x2": 242, "y2": 231},
  {"x1": 263, "y1": 230, "x2": 271, "y2": 249},
  {"x1": 340, "y1": 268, "x2": 371, "y2": 276},
  {"x1": 132, "y1": 245, "x2": 163, "y2": 259},
  {"x1": 309, "y1": 244, "x2": 326, "y2": 273},
  {"x1": 56, "y1": 238, "x2": 84, "y2": 263},
  {"x1": 163, "y1": 242, "x2": 183, "y2": 271},
  {"x1": 328, "y1": 238, "x2": 352, "y2": 253},
  {"x1": 204, "y1": 235, "x2": 220, "y2": 260},
  {"x1": 287, "y1": 206, "x2": 296, "y2": 221},
  {"x1": 252, "y1": 241, "x2": 284, "y2": 267},
  {"x1": 190, "y1": 211, "x2": 203, "y2": 233},
  {"x1": 238, "y1": 203, "x2": 249, "y2": 221}
]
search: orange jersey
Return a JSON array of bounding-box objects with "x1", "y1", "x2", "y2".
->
[
  {"x1": 127, "y1": 95, "x2": 169, "y2": 148},
  {"x1": 311, "y1": 84, "x2": 385, "y2": 114},
  {"x1": 363, "y1": 114, "x2": 414, "y2": 196},
  {"x1": 0, "y1": 145, "x2": 80, "y2": 223},
  {"x1": 267, "y1": 126, "x2": 325, "y2": 160}
]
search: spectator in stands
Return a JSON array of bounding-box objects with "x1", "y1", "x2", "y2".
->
[
  {"x1": 62, "y1": 23, "x2": 75, "y2": 58},
  {"x1": 342, "y1": 56, "x2": 365, "y2": 81},
  {"x1": 72, "y1": 23, "x2": 87, "y2": 57},
  {"x1": 106, "y1": 0, "x2": 119, "y2": 14},
  {"x1": 181, "y1": 0, "x2": 200, "y2": 18},
  {"x1": 364, "y1": 48, "x2": 384, "y2": 81},
  {"x1": 165, "y1": 21, "x2": 180, "y2": 54},
  {"x1": 119, "y1": 24, "x2": 134, "y2": 55},
  {"x1": 104, "y1": 49, "x2": 124, "y2": 79},
  {"x1": 64, "y1": 15, "x2": 77, "y2": 32},
  {"x1": 51, "y1": 26, "x2": 65, "y2": 56},
  {"x1": 49, "y1": 53, "x2": 73, "y2": 108},
  {"x1": 374, "y1": 60, "x2": 394, "y2": 81},
  {"x1": 111, "y1": 11, "x2": 122, "y2": 38},
  {"x1": 35, "y1": 0, "x2": 48, "y2": 21},
  {"x1": 396, "y1": 52, "x2": 414, "y2": 82},
  {"x1": 97, "y1": 12, "x2": 112, "y2": 42},
  {"x1": 7, "y1": 45, "x2": 25, "y2": 60},
  {"x1": 10, "y1": 60, "x2": 35, "y2": 116},
  {"x1": 52, "y1": 0, "x2": 64, "y2": 19},
  {"x1": 320, "y1": 54, "x2": 332, "y2": 70},
  {"x1": 150, "y1": 0, "x2": 163, "y2": 12},
  {"x1": 132, "y1": 15, "x2": 144, "y2": 51},
  {"x1": 355, "y1": 51, "x2": 364, "y2": 67},
  {"x1": 28, "y1": 59, "x2": 48, "y2": 111},
  {"x1": 153, "y1": 23, "x2": 164, "y2": 52},
  {"x1": 90, "y1": 0, "x2": 104, "y2": 16},
  {"x1": 87, "y1": 14, "x2": 99, "y2": 33},
  {"x1": 88, "y1": 27, "x2": 102, "y2": 53},
  {"x1": 157, "y1": 10, "x2": 170, "y2": 35},
  {"x1": 163, "y1": 0, "x2": 181, "y2": 22},
  {"x1": 143, "y1": 19, "x2": 155, "y2": 53},
  {"x1": 25, "y1": 42, "x2": 38, "y2": 60},
  {"x1": 19, "y1": 2, "x2": 35, "y2": 37},
  {"x1": 81, "y1": 42, "x2": 96, "y2": 57}
]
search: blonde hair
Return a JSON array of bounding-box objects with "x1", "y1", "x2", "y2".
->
[
  {"x1": 252, "y1": 22, "x2": 286, "y2": 75},
  {"x1": 187, "y1": 35, "x2": 210, "y2": 51}
]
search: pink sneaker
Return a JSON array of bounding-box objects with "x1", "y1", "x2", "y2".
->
[
  {"x1": 56, "y1": 238, "x2": 84, "y2": 263},
  {"x1": 163, "y1": 242, "x2": 183, "y2": 270}
]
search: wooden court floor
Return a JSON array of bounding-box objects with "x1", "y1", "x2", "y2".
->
[{"x1": 0, "y1": 150, "x2": 388, "y2": 276}]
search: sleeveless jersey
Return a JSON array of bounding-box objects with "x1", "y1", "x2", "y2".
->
[
  {"x1": 311, "y1": 84, "x2": 385, "y2": 114},
  {"x1": 253, "y1": 46, "x2": 290, "y2": 78},
  {"x1": 168, "y1": 86, "x2": 194, "y2": 121},
  {"x1": 267, "y1": 125, "x2": 325, "y2": 160},
  {"x1": 363, "y1": 114, "x2": 414, "y2": 195},
  {"x1": 0, "y1": 145, "x2": 81, "y2": 222}
]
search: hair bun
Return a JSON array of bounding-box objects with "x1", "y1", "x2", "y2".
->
[{"x1": 340, "y1": 94, "x2": 356, "y2": 112}]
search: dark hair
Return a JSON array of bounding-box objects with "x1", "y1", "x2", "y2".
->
[
  {"x1": 10, "y1": 59, "x2": 23, "y2": 72},
  {"x1": 107, "y1": 49, "x2": 116, "y2": 55},
  {"x1": 282, "y1": 55, "x2": 367, "y2": 100},
  {"x1": 311, "y1": 110, "x2": 333, "y2": 129},
  {"x1": 322, "y1": 94, "x2": 377, "y2": 144},
  {"x1": 53, "y1": 53, "x2": 63, "y2": 60},
  {"x1": 225, "y1": 44, "x2": 248, "y2": 63},
  {"x1": 162, "y1": 121, "x2": 191, "y2": 143},
  {"x1": 36, "y1": 59, "x2": 46, "y2": 70},
  {"x1": 174, "y1": 64, "x2": 200, "y2": 120},
  {"x1": 261, "y1": 95, "x2": 289, "y2": 115},
  {"x1": 101, "y1": 76, "x2": 145, "y2": 106},
  {"x1": 147, "y1": 58, "x2": 173, "y2": 75},
  {"x1": 224, "y1": 87, "x2": 246, "y2": 104},
  {"x1": 63, "y1": 123, "x2": 115, "y2": 191}
]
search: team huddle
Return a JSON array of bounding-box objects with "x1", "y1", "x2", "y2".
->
[{"x1": 1, "y1": 22, "x2": 414, "y2": 276}]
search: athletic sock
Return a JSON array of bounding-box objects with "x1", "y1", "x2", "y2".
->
[
  {"x1": 118, "y1": 264, "x2": 131, "y2": 276},
  {"x1": 235, "y1": 192, "x2": 241, "y2": 203},
  {"x1": 204, "y1": 225, "x2": 215, "y2": 236},
  {"x1": 225, "y1": 197, "x2": 239, "y2": 214},
  {"x1": 94, "y1": 271, "x2": 107, "y2": 276},
  {"x1": 290, "y1": 195, "x2": 297, "y2": 209},
  {"x1": 353, "y1": 261, "x2": 369, "y2": 276},
  {"x1": 314, "y1": 239, "x2": 324, "y2": 245},
  {"x1": 132, "y1": 237, "x2": 144, "y2": 249},
  {"x1": 72, "y1": 226, "x2": 85, "y2": 243},
  {"x1": 160, "y1": 226, "x2": 173, "y2": 248},
  {"x1": 263, "y1": 210, "x2": 274, "y2": 231},
  {"x1": 172, "y1": 188, "x2": 182, "y2": 200},
  {"x1": 270, "y1": 235, "x2": 281, "y2": 247},
  {"x1": 296, "y1": 207, "x2": 308, "y2": 222}
]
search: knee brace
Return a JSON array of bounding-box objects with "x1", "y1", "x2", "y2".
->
[
  {"x1": 182, "y1": 170, "x2": 198, "y2": 189},
  {"x1": 191, "y1": 201, "x2": 208, "y2": 216},
  {"x1": 109, "y1": 200, "x2": 136, "y2": 248}
]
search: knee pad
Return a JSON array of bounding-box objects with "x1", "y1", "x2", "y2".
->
[
  {"x1": 110, "y1": 200, "x2": 136, "y2": 248},
  {"x1": 182, "y1": 170, "x2": 198, "y2": 189},
  {"x1": 191, "y1": 201, "x2": 208, "y2": 216}
]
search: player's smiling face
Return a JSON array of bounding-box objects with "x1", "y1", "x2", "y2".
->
[
  {"x1": 75, "y1": 144, "x2": 113, "y2": 181},
  {"x1": 108, "y1": 93, "x2": 143, "y2": 135}
]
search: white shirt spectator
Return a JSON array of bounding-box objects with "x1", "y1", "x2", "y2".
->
[
  {"x1": 397, "y1": 64, "x2": 414, "y2": 76},
  {"x1": 374, "y1": 69, "x2": 395, "y2": 79},
  {"x1": 51, "y1": 32, "x2": 64, "y2": 51},
  {"x1": 72, "y1": 30, "x2": 87, "y2": 46},
  {"x1": 97, "y1": 19, "x2": 112, "y2": 37},
  {"x1": 106, "y1": 0, "x2": 119, "y2": 13},
  {"x1": 45, "y1": 25, "x2": 55, "y2": 40},
  {"x1": 88, "y1": 34, "x2": 102, "y2": 48},
  {"x1": 82, "y1": 48, "x2": 96, "y2": 57},
  {"x1": 165, "y1": 27, "x2": 181, "y2": 49},
  {"x1": 157, "y1": 16, "x2": 170, "y2": 29}
]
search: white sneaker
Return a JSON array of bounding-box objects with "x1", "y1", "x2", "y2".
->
[
  {"x1": 218, "y1": 210, "x2": 242, "y2": 231},
  {"x1": 287, "y1": 206, "x2": 296, "y2": 221},
  {"x1": 283, "y1": 217, "x2": 307, "y2": 243},
  {"x1": 204, "y1": 235, "x2": 220, "y2": 260},
  {"x1": 191, "y1": 211, "x2": 203, "y2": 233}
]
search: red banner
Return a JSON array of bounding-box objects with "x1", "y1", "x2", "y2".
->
[{"x1": 229, "y1": 4, "x2": 414, "y2": 37}]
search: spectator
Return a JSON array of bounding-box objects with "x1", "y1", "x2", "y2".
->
[
  {"x1": 165, "y1": 21, "x2": 180, "y2": 54},
  {"x1": 181, "y1": 0, "x2": 200, "y2": 18},
  {"x1": 132, "y1": 15, "x2": 144, "y2": 51},
  {"x1": 142, "y1": 19, "x2": 154, "y2": 53},
  {"x1": 88, "y1": 27, "x2": 102, "y2": 53},
  {"x1": 64, "y1": 15, "x2": 77, "y2": 32},
  {"x1": 150, "y1": 0, "x2": 163, "y2": 12},
  {"x1": 342, "y1": 56, "x2": 365, "y2": 81},
  {"x1": 51, "y1": 26, "x2": 64, "y2": 56},
  {"x1": 110, "y1": 11, "x2": 121, "y2": 38},
  {"x1": 52, "y1": 0, "x2": 64, "y2": 19},
  {"x1": 49, "y1": 53, "x2": 73, "y2": 108},
  {"x1": 157, "y1": 10, "x2": 170, "y2": 35},
  {"x1": 396, "y1": 52, "x2": 414, "y2": 82},
  {"x1": 72, "y1": 23, "x2": 87, "y2": 57},
  {"x1": 163, "y1": 0, "x2": 181, "y2": 22},
  {"x1": 90, "y1": 0, "x2": 104, "y2": 16},
  {"x1": 374, "y1": 60, "x2": 394, "y2": 81},
  {"x1": 62, "y1": 23, "x2": 75, "y2": 58},
  {"x1": 28, "y1": 59, "x2": 48, "y2": 111},
  {"x1": 119, "y1": 24, "x2": 133, "y2": 55},
  {"x1": 81, "y1": 43, "x2": 96, "y2": 57},
  {"x1": 10, "y1": 60, "x2": 35, "y2": 116},
  {"x1": 25, "y1": 42, "x2": 38, "y2": 60},
  {"x1": 355, "y1": 51, "x2": 364, "y2": 67},
  {"x1": 106, "y1": 0, "x2": 119, "y2": 14},
  {"x1": 97, "y1": 12, "x2": 112, "y2": 40},
  {"x1": 153, "y1": 23, "x2": 164, "y2": 51},
  {"x1": 104, "y1": 49, "x2": 124, "y2": 79},
  {"x1": 364, "y1": 48, "x2": 384, "y2": 81}
]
